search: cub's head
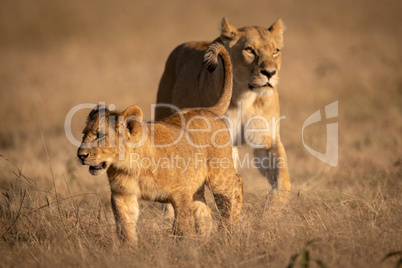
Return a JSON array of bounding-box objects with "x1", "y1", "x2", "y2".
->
[
  {"x1": 218, "y1": 18, "x2": 284, "y2": 97},
  {"x1": 77, "y1": 105, "x2": 145, "y2": 176}
]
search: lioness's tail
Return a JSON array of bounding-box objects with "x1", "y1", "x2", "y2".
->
[{"x1": 203, "y1": 43, "x2": 233, "y2": 116}]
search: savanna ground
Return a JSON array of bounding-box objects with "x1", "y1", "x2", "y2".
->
[{"x1": 0, "y1": 0, "x2": 401, "y2": 267}]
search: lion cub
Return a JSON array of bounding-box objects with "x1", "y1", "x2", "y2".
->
[{"x1": 77, "y1": 43, "x2": 243, "y2": 244}]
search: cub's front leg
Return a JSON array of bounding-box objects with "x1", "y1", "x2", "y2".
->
[{"x1": 111, "y1": 194, "x2": 140, "y2": 245}]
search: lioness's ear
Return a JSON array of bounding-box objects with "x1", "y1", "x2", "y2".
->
[
  {"x1": 121, "y1": 105, "x2": 143, "y2": 133},
  {"x1": 268, "y1": 18, "x2": 285, "y2": 45},
  {"x1": 88, "y1": 104, "x2": 109, "y2": 122},
  {"x1": 220, "y1": 17, "x2": 238, "y2": 40}
]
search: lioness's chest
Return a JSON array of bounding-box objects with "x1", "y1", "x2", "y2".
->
[{"x1": 225, "y1": 92, "x2": 281, "y2": 147}]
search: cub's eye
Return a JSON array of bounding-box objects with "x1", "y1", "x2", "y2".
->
[
  {"x1": 97, "y1": 132, "x2": 105, "y2": 140},
  {"x1": 273, "y1": 49, "x2": 280, "y2": 56},
  {"x1": 244, "y1": 47, "x2": 255, "y2": 55}
]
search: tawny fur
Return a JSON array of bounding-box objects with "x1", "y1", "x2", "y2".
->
[
  {"x1": 77, "y1": 44, "x2": 243, "y2": 245},
  {"x1": 156, "y1": 18, "x2": 290, "y2": 204}
]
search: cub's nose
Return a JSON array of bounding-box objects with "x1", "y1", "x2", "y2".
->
[
  {"x1": 260, "y1": 69, "x2": 276, "y2": 79},
  {"x1": 77, "y1": 152, "x2": 89, "y2": 164}
]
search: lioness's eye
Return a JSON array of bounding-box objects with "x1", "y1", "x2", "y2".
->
[
  {"x1": 244, "y1": 47, "x2": 255, "y2": 55},
  {"x1": 273, "y1": 49, "x2": 280, "y2": 55},
  {"x1": 97, "y1": 132, "x2": 105, "y2": 140}
]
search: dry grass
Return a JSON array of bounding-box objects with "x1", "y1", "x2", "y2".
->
[
  {"x1": 1, "y1": 161, "x2": 400, "y2": 267},
  {"x1": 0, "y1": 0, "x2": 401, "y2": 267}
]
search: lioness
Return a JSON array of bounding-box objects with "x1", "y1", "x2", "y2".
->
[
  {"x1": 77, "y1": 43, "x2": 243, "y2": 244},
  {"x1": 156, "y1": 18, "x2": 290, "y2": 204}
]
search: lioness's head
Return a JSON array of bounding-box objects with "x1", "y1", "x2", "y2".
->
[
  {"x1": 77, "y1": 105, "x2": 145, "y2": 176},
  {"x1": 218, "y1": 18, "x2": 284, "y2": 97}
]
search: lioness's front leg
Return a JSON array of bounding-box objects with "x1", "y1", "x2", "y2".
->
[
  {"x1": 254, "y1": 141, "x2": 290, "y2": 204},
  {"x1": 111, "y1": 194, "x2": 139, "y2": 244},
  {"x1": 171, "y1": 196, "x2": 196, "y2": 236},
  {"x1": 193, "y1": 185, "x2": 212, "y2": 235}
]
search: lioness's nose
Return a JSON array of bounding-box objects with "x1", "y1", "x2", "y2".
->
[{"x1": 261, "y1": 69, "x2": 276, "y2": 79}]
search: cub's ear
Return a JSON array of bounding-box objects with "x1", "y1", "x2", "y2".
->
[
  {"x1": 220, "y1": 17, "x2": 238, "y2": 41},
  {"x1": 121, "y1": 105, "x2": 143, "y2": 119},
  {"x1": 121, "y1": 105, "x2": 143, "y2": 133},
  {"x1": 268, "y1": 18, "x2": 285, "y2": 46},
  {"x1": 88, "y1": 104, "x2": 109, "y2": 122}
]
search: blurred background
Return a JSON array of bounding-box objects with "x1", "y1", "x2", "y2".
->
[{"x1": 0, "y1": 0, "x2": 401, "y2": 196}]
